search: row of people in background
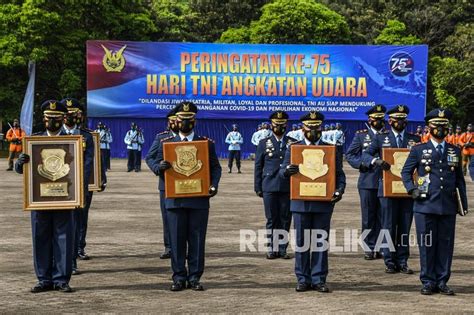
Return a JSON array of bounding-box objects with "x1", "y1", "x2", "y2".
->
[
  {"x1": 96, "y1": 122, "x2": 112, "y2": 171},
  {"x1": 124, "y1": 122, "x2": 145, "y2": 172}
]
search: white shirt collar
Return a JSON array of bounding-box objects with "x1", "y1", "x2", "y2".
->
[
  {"x1": 370, "y1": 127, "x2": 380, "y2": 135},
  {"x1": 179, "y1": 131, "x2": 194, "y2": 141},
  {"x1": 304, "y1": 137, "x2": 320, "y2": 145},
  {"x1": 47, "y1": 129, "x2": 61, "y2": 136},
  {"x1": 64, "y1": 124, "x2": 77, "y2": 134},
  {"x1": 391, "y1": 128, "x2": 405, "y2": 138},
  {"x1": 430, "y1": 138, "x2": 446, "y2": 150}
]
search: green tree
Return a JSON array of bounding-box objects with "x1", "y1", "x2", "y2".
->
[
  {"x1": 374, "y1": 20, "x2": 422, "y2": 45},
  {"x1": 220, "y1": 0, "x2": 350, "y2": 44}
]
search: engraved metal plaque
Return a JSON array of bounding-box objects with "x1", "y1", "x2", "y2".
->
[
  {"x1": 382, "y1": 148, "x2": 411, "y2": 198},
  {"x1": 175, "y1": 179, "x2": 202, "y2": 194},
  {"x1": 40, "y1": 182, "x2": 69, "y2": 197},
  {"x1": 300, "y1": 182, "x2": 327, "y2": 197}
]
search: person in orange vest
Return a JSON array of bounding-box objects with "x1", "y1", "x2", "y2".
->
[
  {"x1": 5, "y1": 119, "x2": 26, "y2": 171},
  {"x1": 453, "y1": 125, "x2": 463, "y2": 147},
  {"x1": 458, "y1": 123, "x2": 473, "y2": 175},
  {"x1": 421, "y1": 126, "x2": 431, "y2": 143},
  {"x1": 446, "y1": 126, "x2": 455, "y2": 144}
]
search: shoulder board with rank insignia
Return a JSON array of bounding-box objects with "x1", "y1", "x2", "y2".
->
[
  {"x1": 381, "y1": 130, "x2": 389, "y2": 134},
  {"x1": 356, "y1": 129, "x2": 368, "y2": 134},
  {"x1": 286, "y1": 136, "x2": 298, "y2": 144},
  {"x1": 160, "y1": 136, "x2": 174, "y2": 142},
  {"x1": 202, "y1": 136, "x2": 215, "y2": 143},
  {"x1": 33, "y1": 131, "x2": 44, "y2": 136},
  {"x1": 158, "y1": 130, "x2": 169, "y2": 135},
  {"x1": 80, "y1": 127, "x2": 93, "y2": 133}
]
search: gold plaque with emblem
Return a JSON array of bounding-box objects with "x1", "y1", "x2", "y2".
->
[
  {"x1": 290, "y1": 145, "x2": 336, "y2": 201},
  {"x1": 88, "y1": 132, "x2": 103, "y2": 192},
  {"x1": 163, "y1": 140, "x2": 210, "y2": 198},
  {"x1": 382, "y1": 148, "x2": 411, "y2": 197},
  {"x1": 23, "y1": 135, "x2": 84, "y2": 210}
]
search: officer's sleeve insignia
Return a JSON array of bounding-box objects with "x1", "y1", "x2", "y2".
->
[
  {"x1": 160, "y1": 136, "x2": 173, "y2": 142},
  {"x1": 202, "y1": 136, "x2": 215, "y2": 143}
]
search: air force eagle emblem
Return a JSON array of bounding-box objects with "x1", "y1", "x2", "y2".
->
[{"x1": 101, "y1": 44, "x2": 127, "y2": 72}]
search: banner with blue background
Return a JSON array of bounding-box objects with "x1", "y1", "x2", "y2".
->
[{"x1": 87, "y1": 41, "x2": 428, "y2": 121}]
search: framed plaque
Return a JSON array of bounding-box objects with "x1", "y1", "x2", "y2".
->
[
  {"x1": 163, "y1": 140, "x2": 210, "y2": 198},
  {"x1": 23, "y1": 135, "x2": 84, "y2": 211},
  {"x1": 382, "y1": 148, "x2": 410, "y2": 197},
  {"x1": 88, "y1": 132, "x2": 102, "y2": 191},
  {"x1": 290, "y1": 145, "x2": 336, "y2": 201}
]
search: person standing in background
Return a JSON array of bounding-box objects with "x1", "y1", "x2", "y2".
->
[
  {"x1": 225, "y1": 124, "x2": 243, "y2": 173},
  {"x1": 334, "y1": 123, "x2": 345, "y2": 146},
  {"x1": 251, "y1": 124, "x2": 262, "y2": 148},
  {"x1": 446, "y1": 127, "x2": 455, "y2": 144},
  {"x1": 5, "y1": 119, "x2": 26, "y2": 171},
  {"x1": 124, "y1": 122, "x2": 140, "y2": 172},
  {"x1": 136, "y1": 126, "x2": 145, "y2": 172},
  {"x1": 458, "y1": 123, "x2": 473, "y2": 175},
  {"x1": 454, "y1": 126, "x2": 462, "y2": 147},
  {"x1": 97, "y1": 122, "x2": 113, "y2": 171},
  {"x1": 422, "y1": 126, "x2": 431, "y2": 143},
  {"x1": 415, "y1": 125, "x2": 423, "y2": 137}
]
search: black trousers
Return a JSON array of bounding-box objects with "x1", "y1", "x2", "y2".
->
[
  {"x1": 127, "y1": 149, "x2": 140, "y2": 171},
  {"x1": 228, "y1": 150, "x2": 241, "y2": 170},
  {"x1": 101, "y1": 149, "x2": 111, "y2": 170}
]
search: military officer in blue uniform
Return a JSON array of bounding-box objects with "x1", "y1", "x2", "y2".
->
[
  {"x1": 280, "y1": 111, "x2": 346, "y2": 293},
  {"x1": 149, "y1": 101, "x2": 222, "y2": 291},
  {"x1": 363, "y1": 105, "x2": 420, "y2": 274},
  {"x1": 61, "y1": 98, "x2": 95, "y2": 273},
  {"x1": 225, "y1": 124, "x2": 244, "y2": 173},
  {"x1": 145, "y1": 106, "x2": 179, "y2": 259},
  {"x1": 254, "y1": 111, "x2": 296, "y2": 259},
  {"x1": 401, "y1": 108, "x2": 468, "y2": 295},
  {"x1": 15, "y1": 100, "x2": 75, "y2": 293},
  {"x1": 346, "y1": 104, "x2": 386, "y2": 260}
]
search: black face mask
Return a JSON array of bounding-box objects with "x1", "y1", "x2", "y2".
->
[
  {"x1": 304, "y1": 128, "x2": 322, "y2": 143},
  {"x1": 65, "y1": 114, "x2": 79, "y2": 127},
  {"x1": 390, "y1": 119, "x2": 407, "y2": 132},
  {"x1": 13, "y1": 123, "x2": 19, "y2": 128},
  {"x1": 168, "y1": 120, "x2": 179, "y2": 133},
  {"x1": 44, "y1": 117, "x2": 63, "y2": 132},
  {"x1": 272, "y1": 124, "x2": 286, "y2": 136},
  {"x1": 178, "y1": 119, "x2": 194, "y2": 133},
  {"x1": 430, "y1": 125, "x2": 448, "y2": 139},
  {"x1": 369, "y1": 118, "x2": 385, "y2": 131}
]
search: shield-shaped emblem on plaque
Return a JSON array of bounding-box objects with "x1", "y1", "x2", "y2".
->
[
  {"x1": 299, "y1": 149, "x2": 329, "y2": 180},
  {"x1": 37, "y1": 149, "x2": 70, "y2": 181},
  {"x1": 172, "y1": 145, "x2": 203, "y2": 176},
  {"x1": 390, "y1": 151, "x2": 409, "y2": 178}
]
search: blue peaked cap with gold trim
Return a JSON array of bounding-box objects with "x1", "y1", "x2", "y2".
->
[
  {"x1": 425, "y1": 108, "x2": 453, "y2": 125},
  {"x1": 41, "y1": 100, "x2": 67, "y2": 116}
]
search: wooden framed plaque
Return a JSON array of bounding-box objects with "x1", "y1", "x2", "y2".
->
[
  {"x1": 290, "y1": 145, "x2": 336, "y2": 201},
  {"x1": 163, "y1": 140, "x2": 210, "y2": 198},
  {"x1": 23, "y1": 135, "x2": 84, "y2": 210},
  {"x1": 382, "y1": 148, "x2": 410, "y2": 197},
  {"x1": 88, "y1": 132, "x2": 102, "y2": 192}
]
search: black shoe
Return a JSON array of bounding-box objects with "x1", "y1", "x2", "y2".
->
[
  {"x1": 78, "y1": 252, "x2": 90, "y2": 260},
  {"x1": 55, "y1": 283, "x2": 73, "y2": 293},
  {"x1": 127, "y1": 169, "x2": 133, "y2": 172},
  {"x1": 237, "y1": 169, "x2": 242, "y2": 173},
  {"x1": 135, "y1": 169, "x2": 139, "y2": 172},
  {"x1": 72, "y1": 268, "x2": 80, "y2": 275},
  {"x1": 385, "y1": 266, "x2": 399, "y2": 274},
  {"x1": 375, "y1": 252, "x2": 383, "y2": 259},
  {"x1": 170, "y1": 281, "x2": 185, "y2": 292},
  {"x1": 421, "y1": 284, "x2": 435, "y2": 295},
  {"x1": 312, "y1": 283, "x2": 330, "y2": 293},
  {"x1": 399, "y1": 265, "x2": 414, "y2": 274},
  {"x1": 30, "y1": 283, "x2": 53, "y2": 293},
  {"x1": 6, "y1": 168, "x2": 13, "y2": 171},
  {"x1": 438, "y1": 284, "x2": 454, "y2": 295},
  {"x1": 295, "y1": 283, "x2": 310, "y2": 292},
  {"x1": 364, "y1": 252, "x2": 375, "y2": 260},
  {"x1": 279, "y1": 252, "x2": 292, "y2": 259},
  {"x1": 266, "y1": 252, "x2": 278, "y2": 259},
  {"x1": 160, "y1": 251, "x2": 171, "y2": 259},
  {"x1": 187, "y1": 281, "x2": 204, "y2": 291},
  {"x1": 228, "y1": 169, "x2": 232, "y2": 173}
]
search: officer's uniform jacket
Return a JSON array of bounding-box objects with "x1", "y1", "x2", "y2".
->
[
  {"x1": 97, "y1": 128, "x2": 113, "y2": 150},
  {"x1": 401, "y1": 140, "x2": 468, "y2": 215},
  {"x1": 63, "y1": 126, "x2": 95, "y2": 186},
  {"x1": 254, "y1": 134, "x2": 296, "y2": 193},
  {"x1": 346, "y1": 127, "x2": 382, "y2": 190},
  {"x1": 280, "y1": 139, "x2": 346, "y2": 213},
  {"x1": 124, "y1": 129, "x2": 144, "y2": 150},
  {"x1": 153, "y1": 133, "x2": 222, "y2": 210},
  {"x1": 362, "y1": 129, "x2": 421, "y2": 197},
  {"x1": 145, "y1": 130, "x2": 176, "y2": 191}
]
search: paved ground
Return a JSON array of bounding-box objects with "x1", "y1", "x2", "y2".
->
[{"x1": 1, "y1": 158, "x2": 473, "y2": 313}]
